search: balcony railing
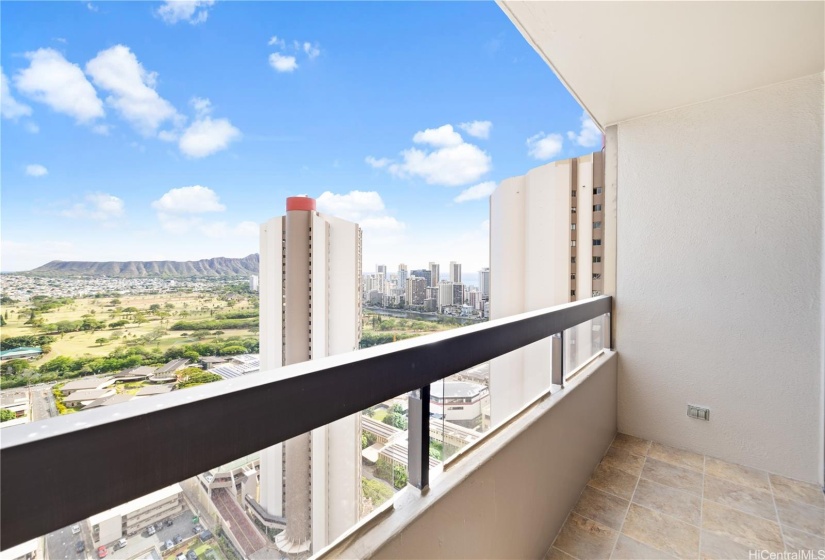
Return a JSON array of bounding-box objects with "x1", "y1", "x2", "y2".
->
[{"x1": 0, "y1": 295, "x2": 612, "y2": 550}]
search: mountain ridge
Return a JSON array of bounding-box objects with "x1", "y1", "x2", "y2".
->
[{"x1": 25, "y1": 254, "x2": 260, "y2": 277}]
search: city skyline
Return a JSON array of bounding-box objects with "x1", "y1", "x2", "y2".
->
[{"x1": 1, "y1": 1, "x2": 601, "y2": 273}]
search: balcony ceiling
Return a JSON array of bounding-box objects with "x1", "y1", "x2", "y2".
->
[{"x1": 498, "y1": 1, "x2": 825, "y2": 128}]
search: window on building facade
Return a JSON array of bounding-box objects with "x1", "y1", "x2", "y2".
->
[
  {"x1": 593, "y1": 239, "x2": 602, "y2": 245},
  {"x1": 594, "y1": 187, "x2": 603, "y2": 195},
  {"x1": 593, "y1": 257, "x2": 602, "y2": 263},
  {"x1": 571, "y1": 190, "x2": 576, "y2": 197},
  {"x1": 571, "y1": 290, "x2": 576, "y2": 296},
  {"x1": 571, "y1": 224, "x2": 576, "y2": 230},
  {"x1": 571, "y1": 240, "x2": 576, "y2": 247},
  {"x1": 593, "y1": 221, "x2": 602, "y2": 229},
  {"x1": 593, "y1": 204, "x2": 602, "y2": 211}
]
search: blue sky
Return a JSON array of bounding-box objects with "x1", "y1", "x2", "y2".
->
[{"x1": 1, "y1": 0, "x2": 600, "y2": 274}]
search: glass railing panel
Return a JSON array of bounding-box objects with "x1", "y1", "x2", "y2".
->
[
  {"x1": 563, "y1": 312, "x2": 607, "y2": 380},
  {"x1": 430, "y1": 361, "x2": 492, "y2": 465}
]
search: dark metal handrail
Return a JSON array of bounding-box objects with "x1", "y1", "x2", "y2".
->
[{"x1": 0, "y1": 296, "x2": 611, "y2": 549}]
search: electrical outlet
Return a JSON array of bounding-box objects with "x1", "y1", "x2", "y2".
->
[{"x1": 687, "y1": 405, "x2": 710, "y2": 421}]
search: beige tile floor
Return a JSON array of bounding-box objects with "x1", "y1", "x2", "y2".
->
[{"x1": 546, "y1": 434, "x2": 825, "y2": 559}]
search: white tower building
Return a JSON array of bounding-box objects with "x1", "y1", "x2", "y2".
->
[
  {"x1": 428, "y1": 262, "x2": 440, "y2": 287},
  {"x1": 449, "y1": 261, "x2": 462, "y2": 283},
  {"x1": 478, "y1": 267, "x2": 490, "y2": 299},
  {"x1": 397, "y1": 263, "x2": 408, "y2": 288},
  {"x1": 259, "y1": 196, "x2": 363, "y2": 555},
  {"x1": 489, "y1": 152, "x2": 605, "y2": 426}
]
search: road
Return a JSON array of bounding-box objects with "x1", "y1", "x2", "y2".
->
[{"x1": 31, "y1": 386, "x2": 57, "y2": 422}]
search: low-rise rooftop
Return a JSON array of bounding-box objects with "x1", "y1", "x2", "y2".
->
[
  {"x1": 155, "y1": 359, "x2": 189, "y2": 374},
  {"x1": 135, "y1": 385, "x2": 174, "y2": 396},
  {"x1": 60, "y1": 377, "x2": 114, "y2": 394},
  {"x1": 64, "y1": 389, "x2": 115, "y2": 403},
  {"x1": 84, "y1": 394, "x2": 135, "y2": 409}
]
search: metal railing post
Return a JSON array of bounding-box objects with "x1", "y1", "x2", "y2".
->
[
  {"x1": 605, "y1": 312, "x2": 613, "y2": 350},
  {"x1": 552, "y1": 333, "x2": 564, "y2": 388},
  {"x1": 408, "y1": 385, "x2": 430, "y2": 489}
]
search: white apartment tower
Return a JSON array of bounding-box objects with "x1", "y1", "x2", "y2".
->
[
  {"x1": 397, "y1": 264, "x2": 408, "y2": 287},
  {"x1": 428, "y1": 262, "x2": 440, "y2": 287},
  {"x1": 478, "y1": 267, "x2": 490, "y2": 299},
  {"x1": 449, "y1": 261, "x2": 462, "y2": 283},
  {"x1": 489, "y1": 151, "x2": 605, "y2": 425},
  {"x1": 259, "y1": 196, "x2": 363, "y2": 555}
]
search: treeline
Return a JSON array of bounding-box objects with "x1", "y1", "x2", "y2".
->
[
  {"x1": 215, "y1": 310, "x2": 258, "y2": 320},
  {"x1": 0, "y1": 337, "x2": 258, "y2": 390},
  {"x1": 30, "y1": 296, "x2": 74, "y2": 313},
  {"x1": 170, "y1": 318, "x2": 258, "y2": 331},
  {"x1": 359, "y1": 332, "x2": 416, "y2": 348},
  {"x1": 1, "y1": 335, "x2": 55, "y2": 351},
  {"x1": 41, "y1": 318, "x2": 107, "y2": 334}
]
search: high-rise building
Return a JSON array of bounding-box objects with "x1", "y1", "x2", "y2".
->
[
  {"x1": 489, "y1": 151, "x2": 605, "y2": 425},
  {"x1": 438, "y1": 281, "x2": 454, "y2": 310},
  {"x1": 453, "y1": 282, "x2": 465, "y2": 306},
  {"x1": 259, "y1": 196, "x2": 363, "y2": 555},
  {"x1": 405, "y1": 276, "x2": 426, "y2": 306},
  {"x1": 428, "y1": 262, "x2": 440, "y2": 287},
  {"x1": 449, "y1": 261, "x2": 462, "y2": 283},
  {"x1": 376, "y1": 264, "x2": 387, "y2": 276},
  {"x1": 397, "y1": 264, "x2": 408, "y2": 287},
  {"x1": 249, "y1": 275, "x2": 259, "y2": 292},
  {"x1": 478, "y1": 268, "x2": 490, "y2": 299},
  {"x1": 410, "y1": 269, "x2": 432, "y2": 287}
]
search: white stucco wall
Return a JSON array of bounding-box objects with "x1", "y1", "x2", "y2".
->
[{"x1": 616, "y1": 72, "x2": 824, "y2": 483}]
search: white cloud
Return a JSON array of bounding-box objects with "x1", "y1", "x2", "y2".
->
[
  {"x1": 86, "y1": 2, "x2": 98, "y2": 12},
  {"x1": 269, "y1": 53, "x2": 298, "y2": 73},
  {"x1": 454, "y1": 181, "x2": 497, "y2": 203},
  {"x1": 317, "y1": 191, "x2": 406, "y2": 260},
  {"x1": 526, "y1": 132, "x2": 564, "y2": 160},
  {"x1": 86, "y1": 45, "x2": 179, "y2": 136},
  {"x1": 365, "y1": 156, "x2": 390, "y2": 169},
  {"x1": 62, "y1": 192, "x2": 125, "y2": 221},
  {"x1": 268, "y1": 36, "x2": 285, "y2": 48},
  {"x1": 152, "y1": 185, "x2": 226, "y2": 214},
  {"x1": 567, "y1": 111, "x2": 602, "y2": 148},
  {"x1": 372, "y1": 124, "x2": 492, "y2": 187},
  {"x1": 92, "y1": 124, "x2": 110, "y2": 135},
  {"x1": 1, "y1": 69, "x2": 33, "y2": 120},
  {"x1": 317, "y1": 191, "x2": 386, "y2": 222},
  {"x1": 303, "y1": 42, "x2": 321, "y2": 59},
  {"x1": 158, "y1": 129, "x2": 178, "y2": 142},
  {"x1": 178, "y1": 116, "x2": 241, "y2": 158},
  {"x1": 151, "y1": 187, "x2": 255, "y2": 237},
  {"x1": 389, "y1": 143, "x2": 491, "y2": 186},
  {"x1": 156, "y1": 0, "x2": 215, "y2": 25},
  {"x1": 359, "y1": 215, "x2": 405, "y2": 233},
  {"x1": 459, "y1": 120, "x2": 492, "y2": 140},
  {"x1": 25, "y1": 164, "x2": 48, "y2": 177},
  {"x1": 412, "y1": 124, "x2": 463, "y2": 148},
  {"x1": 14, "y1": 48, "x2": 104, "y2": 123},
  {"x1": 190, "y1": 96, "x2": 212, "y2": 117}
]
